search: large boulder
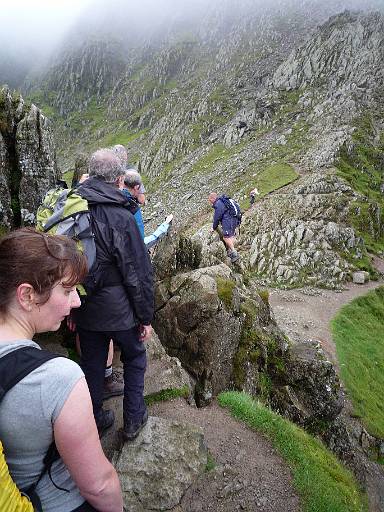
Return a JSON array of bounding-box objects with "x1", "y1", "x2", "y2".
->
[
  {"x1": 153, "y1": 234, "x2": 343, "y2": 429},
  {"x1": 270, "y1": 339, "x2": 343, "y2": 430},
  {"x1": 154, "y1": 263, "x2": 243, "y2": 404},
  {"x1": 112, "y1": 417, "x2": 207, "y2": 511}
]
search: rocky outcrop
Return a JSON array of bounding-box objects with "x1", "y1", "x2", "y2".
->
[
  {"x1": 0, "y1": 86, "x2": 58, "y2": 229},
  {"x1": 242, "y1": 173, "x2": 365, "y2": 288},
  {"x1": 273, "y1": 11, "x2": 384, "y2": 92},
  {"x1": 153, "y1": 234, "x2": 343, "y2": 429},
  {"x1": 37, "y1": 38, "x2": 127, "y2": 116},
  {"x1": 112, "y1": 417, "x2": 207, "y2": 511}
]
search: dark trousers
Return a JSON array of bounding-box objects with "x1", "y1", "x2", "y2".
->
[{"x1": 78, "y1": 326, "x2": 147, "y2": 425}]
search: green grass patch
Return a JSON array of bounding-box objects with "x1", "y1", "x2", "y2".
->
[
  {"x1": 205, "y1": 452, "x2": 216, "y2": 472},
  {"x1": 189, "y1": 144, "x2": 233, "y2": 175},
  {"x1": 250, "y1": 162, "x2": 299, "y2": 199},
  {"x1": 331, "y1": 286, "x2": 384, "y2": 438},
  {"x1": 216, "y1": 277, "x2": 235, "y2": 309},
  {"x1": 98, "y1": 127, "x2": 149, "y2": 148},
  {"x1": 218, "y1": 391, "x2": 367, "y2": 512},
  {"x1": 336, "y1": 115, "x2": 384, "y2": 253},
  {"x1": 145, "y1": 386, "x2": 190, "y2": 406}
]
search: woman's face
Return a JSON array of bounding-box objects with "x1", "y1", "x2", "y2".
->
[{"x1": 34, "y1": 281, "x2": 81, "y2": 333}]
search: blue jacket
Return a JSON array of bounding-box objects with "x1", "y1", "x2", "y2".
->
[
  {"x1": 144, "y1": 221, "x2": 171, "y2": 249},
  {"x1": 121, "y1": 189, "x2": 145, "y2": 238},
  {"x1": 212, "y1": 197, "x2": 227, "y2": 230}
]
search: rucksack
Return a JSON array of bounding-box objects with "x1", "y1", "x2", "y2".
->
[
  {"x1": 220, "y1": 195, "x2": 242, "y2": 225},
  {"x1": 0, "y1": 347, "x2": 62, "y2": 512},
  {"x1": 36, "y1": 186, "x2": 96, "y2": 296}
]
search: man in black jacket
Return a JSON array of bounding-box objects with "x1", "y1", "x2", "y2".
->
[{"x1": 74, "y1": 148, "x2": 154, "y2": 440}]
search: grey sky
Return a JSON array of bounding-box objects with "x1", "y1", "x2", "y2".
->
[
  {"x1": 1, "y1": 0, "x2": 382, "y2": 55},
  {"x1": 0, "y1": 0, "x2": 382, "y2": 84},
  {"x1": 0, "y1": 0, "x2": 93, "y2": 55}
]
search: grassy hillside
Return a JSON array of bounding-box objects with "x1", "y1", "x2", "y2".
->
[
  {"x1": 331, "y1": 286, "x2": 384, "y2": 439},
  {"x1": 336, "y1": 115, "x2": 384, "y2": 255},
  {"x1": 219, "y1": 392, "x2": 368, "y2": 512}
]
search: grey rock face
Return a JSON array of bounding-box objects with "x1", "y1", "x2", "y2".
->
[
  {"x1": 0, "y1": 132, "x2": 12, "y2": 228},
  {"x1": 273, "y1": 11, "x2": 384, "y2": 92},
  {"x1": 145, "y1": 332, "x2": 192, "y2": 397},
  {"x1": 271, "y1": 339, "x2": 343, "y2": 428},
  {"x1": 243, "y1": 173, "x2": 364, "y2": 288},
  {"x1": 0, "y1": 86, "x2": 58, "y2": 229},
  {"x1": 153, "y1": 233, "x2": 343, "y2": 428},
  {"x1": 112, "y1": 417, "x2": 207, "y2": 511},
  {"x1": 16, "y1": 104, "x2": 58, "y2": 225}
]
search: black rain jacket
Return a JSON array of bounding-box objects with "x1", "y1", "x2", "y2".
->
[{"x1": 73, "y1": 177, "x2": 154, "y2": 331}]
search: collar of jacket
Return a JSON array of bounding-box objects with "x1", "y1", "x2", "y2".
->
[
  {"x1": 121, "y1": 189, "x2": 140, "y2": 215},
  {"x1": 77, "y1": 176, "x2": 135, "y2": 210}
]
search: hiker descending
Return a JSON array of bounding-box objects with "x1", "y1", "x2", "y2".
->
[
  {"x1": 72, "y1": 149, "x2": 154, "y2": 442},
  {"x1": 208, "y1": 192, "x2": 242, "y2": 263},
  {"x1": 0, "y1": 228, "x2": 123, "y2": 512}
]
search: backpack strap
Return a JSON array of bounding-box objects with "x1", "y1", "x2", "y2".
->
[
  {"x1": 0, "y1": 346, "x2": 65, "y2": 512},
  {"x1": 0, "y1": 346, "x2": 61, "y2": 403}
]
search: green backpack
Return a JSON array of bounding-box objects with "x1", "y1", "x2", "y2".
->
[{"x1": 36, "y1": 186, "x2": 96, "y2": 296}]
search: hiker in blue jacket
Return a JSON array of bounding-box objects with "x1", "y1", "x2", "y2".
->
[
  {"x1": 209, "y1": 192, "x2": 240, "y2": 263},
  {"x1": 121, "y1": 169, "x2": 173, "y2": 247}
]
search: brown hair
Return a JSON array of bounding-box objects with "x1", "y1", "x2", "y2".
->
[{"x1": 0, "y1": 228, "x2": 88, "y2": 315}]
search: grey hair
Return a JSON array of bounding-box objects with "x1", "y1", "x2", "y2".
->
[
  {"x1": 111, "y1": 144, "x2": 128, "y2": 167},
  {"x1": 88, "y1": 149, "x2": 123, "y2": 182},
  {"x1": 123, "y1": 169, "x2": 142, "y2": 189}
]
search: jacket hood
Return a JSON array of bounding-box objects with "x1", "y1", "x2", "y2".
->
[{"x1": 77, "y1": 177, "x2": 138, "y2": 214}]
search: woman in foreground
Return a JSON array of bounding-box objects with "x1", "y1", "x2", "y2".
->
[{"x1": 0, "y1": 228, "x2": 123, "y2": 512}]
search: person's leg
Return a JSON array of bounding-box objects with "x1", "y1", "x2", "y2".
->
[
  {"x1": 77, "y1": 328, "x2": 110, "y2": 422},
  {"x1": 113, "y1": 327, "x2": 147, "y2": 437},
  {"x1": 106, "y1": 340, "x2": 114, "y2": 366},
  {"x1": 103, "y1": 340, "x2": 124, "y2": 400},
  {"x1": 222, "y1": 218, "x2": 239, "y2": 262},
  {"x1": 223, "y1": 236, "x2": 235, "y2": 252}
]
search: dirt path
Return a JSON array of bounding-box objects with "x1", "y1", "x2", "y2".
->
[
  {"x1": 269, "y1": 275, "x2": 384, "y2": 511},
  {"x1": 150, "y1": 398, "x2": 301, "y2": 512},
  {"x1": 269, "y1": 279, "x2": 383, "y2": 368}
]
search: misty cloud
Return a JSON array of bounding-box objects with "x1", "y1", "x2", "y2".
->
[{"x1": 1, "y1": 0, "x2": 383, "y2": 88}]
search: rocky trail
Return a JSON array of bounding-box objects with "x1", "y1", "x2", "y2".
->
[
  {"x1": 101, "y1": 272, "x2": 382, "y2": 511},
  {"x1": 39, "y1": 271, "x2": 383, "y2": 511},
  {"x1": 269, "y1": 276, "x2": 384, "y2": 369},
  {"x1": 150, "y1": 399, "x2": 300, "y2": 512}
]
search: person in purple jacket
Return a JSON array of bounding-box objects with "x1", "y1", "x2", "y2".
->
[{"x1": 208, "y1": 192, "x2": 240, "y2": 263}]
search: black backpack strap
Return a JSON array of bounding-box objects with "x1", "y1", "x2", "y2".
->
[
  {"x1": 0, "y1": 346, "x2": 61, "y2": 403},
  {"x1": 0, "y1": 346, "x2": 67, "y2": 512}
]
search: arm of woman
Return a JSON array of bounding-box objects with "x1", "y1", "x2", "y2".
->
[{"x1": 53, "y1": 377, "x2": 123, "y2": 512}]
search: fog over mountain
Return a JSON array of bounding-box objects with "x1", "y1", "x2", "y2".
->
[{"x1": 0, "y1": 0, "x2": 383, "y2": 88}]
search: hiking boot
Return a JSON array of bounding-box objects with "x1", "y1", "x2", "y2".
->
[
  {"x1": 96, "y1": 409, "x2": 115, "y2": 438},
  {"x1": 122, "y1": 408, "x2": 148, "y2": 442},
  {"x1": 103, "y1": 371, "x2": 124, "y2": 401},
  {"x1": 228, "y1": 250, "x2": 240, "y2": 263}
]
